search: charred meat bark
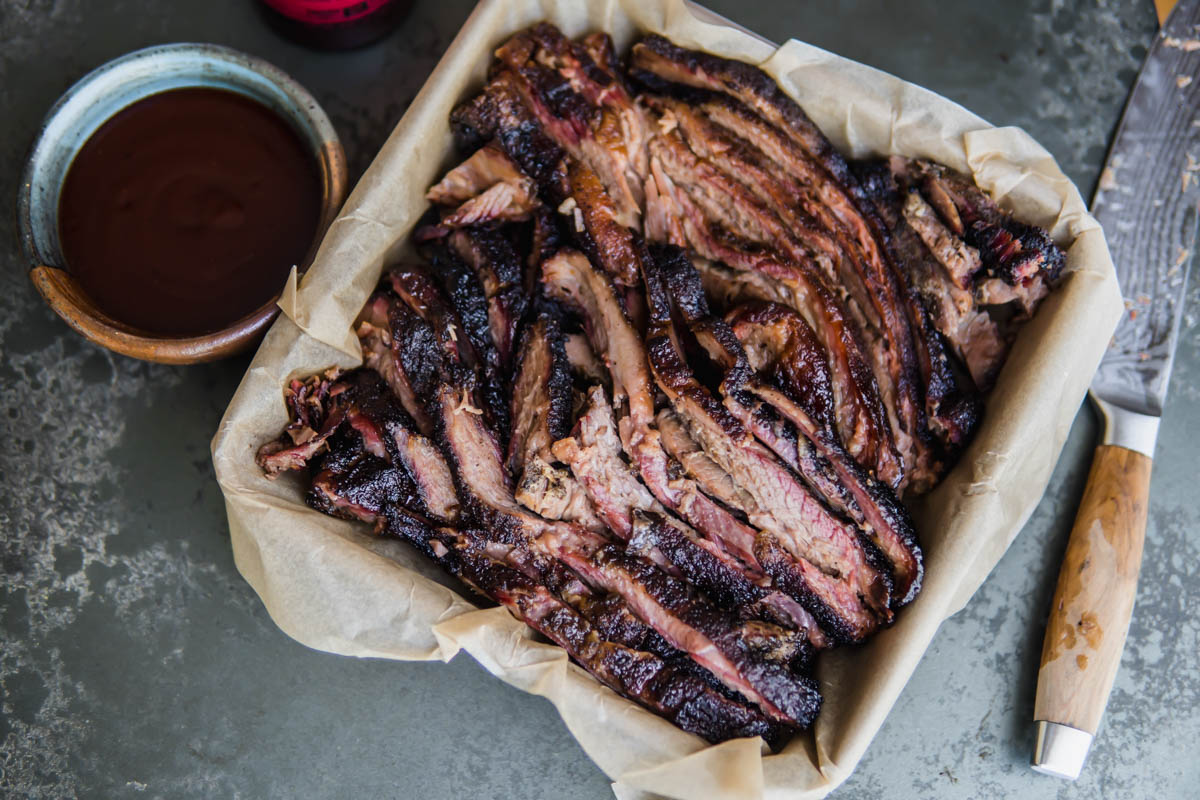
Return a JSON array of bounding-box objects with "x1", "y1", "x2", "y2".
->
[
  {"x1": 440, "y1": 228, "x2": 529, "y2": 373},
  {"x1": 450, "y1": 71, "x2": 569, "y2": 196},
  {"x1": 387, "y1": 263, "x2": 510, "y2": 441},
  {"x1": 421, "y1": 241, "x2": 505, "y2": 389},
  {"x1": 392, "y1": 519, "x2": 794, "y2": 747}
]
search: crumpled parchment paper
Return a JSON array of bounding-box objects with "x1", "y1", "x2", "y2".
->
[{"x1": 211, "y1": 1, "x2": 1122, "y2": 796}]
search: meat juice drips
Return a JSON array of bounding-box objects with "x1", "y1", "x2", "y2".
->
[{"x1": 58, "y1": 87, "x2": 321, "y2": 336}]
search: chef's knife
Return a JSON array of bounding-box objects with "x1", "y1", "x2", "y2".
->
[{"x1": 1031, "y1": 0, "x2": 1200, "y2": 780}]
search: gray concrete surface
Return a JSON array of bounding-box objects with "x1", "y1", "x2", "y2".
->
[{"x1": 2, "y1": 1, "x2": 1196, "y2": 798}]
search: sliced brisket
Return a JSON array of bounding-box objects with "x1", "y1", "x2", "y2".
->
[
  {"x1": 642, "y1": 244, "x2": 893, "y2": 640},
  {"x1": 434, "y1": 380, "x2": 821, "y2": 725},
  {"x1": 540, "y1": 249, "x2": 769, "y2": 575}
]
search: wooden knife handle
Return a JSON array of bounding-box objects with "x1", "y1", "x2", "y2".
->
[{"x1": 1034, "y1": 444, "x2": 1152, "y2": 734}]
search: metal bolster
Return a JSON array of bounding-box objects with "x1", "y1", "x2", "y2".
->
[{"x1": 1092, "y1": 394, "x2": 1160, "y2": 459}]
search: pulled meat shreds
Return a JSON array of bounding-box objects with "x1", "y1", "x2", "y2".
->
[
  {"x1": 424, "y1": 142, "x2": 540, "y2": 230},
  {"x1": 256, "y1": 22, "x2": 1065, "y2": 747}
]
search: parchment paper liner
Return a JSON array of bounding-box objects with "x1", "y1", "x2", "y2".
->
[{"x1": 212, "y1": 1, "x2": 1121, "y2": 796}]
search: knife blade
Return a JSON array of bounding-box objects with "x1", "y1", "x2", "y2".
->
[{"x1": 1031, "y1": 0, "x2": 1200, "y2": 780}]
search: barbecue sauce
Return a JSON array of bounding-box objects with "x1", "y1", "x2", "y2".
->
[{"x1": 58, "y1": 87, "x2": 321, "y2": 337}]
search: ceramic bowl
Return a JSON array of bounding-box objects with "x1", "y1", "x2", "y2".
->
[{"x1": 17, "y1": 43, "x2": 347, "y2": 364}]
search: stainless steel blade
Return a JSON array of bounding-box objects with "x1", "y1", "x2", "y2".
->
[{"x1": 1090, "y1": 0, "x2": 1200, "y2": 418}]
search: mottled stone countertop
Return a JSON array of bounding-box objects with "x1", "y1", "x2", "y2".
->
[{"x1": 2, "y1": 1, "x2": 1197, "y2": 797}]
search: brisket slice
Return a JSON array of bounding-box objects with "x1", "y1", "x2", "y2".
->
[
  {"x1": 630, "y1": 35, "x2": 861, "y2": 204},
  {"x1": 888, "y1": 156, "x2": 1065, "y2": 289},
  {"x1": 486, "y1": 28, "x2": 657, "y2": 288},
  {"x1": 716, "y1": 389, "x2": 861, "y2": 537},
  {"x1": 863, "y1": 157, "x2": 1061, "y2": 396},
  {"x1": 507, "y1": 314, "x2": 606, "y2": 531},
  {"x1": 628, "y1": 510, "x2": 827, "y2": 649},
  {"x1": 852, "y1": 159, "x2": 985, "y2": 456},
  {"x1": 257, "y1": 370, "x2": 461, "y2": 526},
  {"x1": 528, "y1": 205, "x2": 570, "y2": 281},
  {"x1": 308, "y1": 450, "x2": 411, "y2": 527},
  {"x1": 445, "y1": 228, "x2": 530, "y2": 373},
  {"x1": 897, "y1": 190, "x2": 1002, "y2": 389},
  {"x1": 715, "y1": 310, "x2": 863, "y2": 521},
  {"x1": 453, "y1": 69, "x2": 639, "y2": 288},
  {"x1": 642, "y1": 244, "x2": 892, "y2": 641},
  {"x1": 521, "y1": 24, "x2": 650, "y2": 212},
  {"x1": 885, "y1": 157, "x2": 1056, "y2": 424},
  {"x1": 507, "y1": 314, "x2": 573, "y2": 476},
  {"x1": 421, "y1": 241, "x2": 507, "y2": 397},
  {"x1": 655, "y1": 407, "x2": 753, "y2": 516},
  {"x1": 387, "y1": 264, "x2": 510, "y2": 442},
  {"x1": 450, "y1": 71, "x2": 569, "y2": 197},
  {"x1": 552, "y1": 537, "x2": 821, "y2": 727},
  {"x1": 256, "y1": 370, "x2": 345, "y2": 477},
  {"x1": 354, "y1": 293, "x2": 441, "y2": 438},
  {"x1": 553, "y1": 384, "x2": 793, "y2": 618},
  {"x1": 494, "y1": 27, "x2": 645, "y2": 229},
  {"x1": 550, "y1": 384, "x2": 669, "y2": 539},
  {"x1": 640, "y1": 90, "x2": 923, "y2": 491},
  {"x1": 694, "y1": 255, "x2": 803, "y2": 312},
  {"x1": 560, "y1": 158, "x2": 644, "y2": 288},
  {"x1": 647, "y1": 92, "x2": 899, "y2": 345},
  {"x1": 423, "y1": 141, "x2": 539, "y2": 231},
  {"x1": 435, "y1": 381, "x2": 820, "y2": 725}
]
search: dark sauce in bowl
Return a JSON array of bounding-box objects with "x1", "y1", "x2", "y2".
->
[{"x1": 58, "y1": 87, "x2": 321, "y2": 337}]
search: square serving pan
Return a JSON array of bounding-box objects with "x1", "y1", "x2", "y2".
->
[{"x1": 212, "y1": 1, "x2": 1121, "y2": 796}]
